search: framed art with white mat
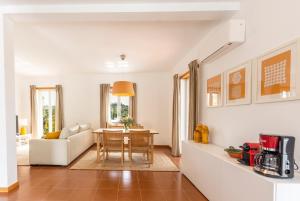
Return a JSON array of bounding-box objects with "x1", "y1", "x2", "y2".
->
[
  {"x1": 225, "y1": 62, "x2": 252, "y2": 106},
  {"x1": 207, "y1": 73, "x2": 223, "y2": 107},
  {"x1": 253, "y1": 39, "x2": 300, "y2": 103}
]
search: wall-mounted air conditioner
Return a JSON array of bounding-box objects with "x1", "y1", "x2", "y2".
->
[{"x1": 200, "y1": 19, "x2": 246, "y2": 63}]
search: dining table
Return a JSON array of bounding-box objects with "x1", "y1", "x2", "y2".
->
[{"x1": 93, "y1": 128, "x2": 159, "y2": 163}]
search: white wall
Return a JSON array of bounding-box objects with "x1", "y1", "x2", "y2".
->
[
  {"x1": 0, "y1": 15, "x2": 17, "y2": 188},
  {"x1": 15, "y1": 72, "x2": 172, "y2": 145},
  {"x1": 173, "y1": 0, "x2": 300, "y2": 167}
]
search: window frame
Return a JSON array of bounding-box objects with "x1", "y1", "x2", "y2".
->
[
  {"x1": 108, "y1": 87, "x2": 130, "y2": 123},
  {"x1": 36, "y1": 87, "x2": 56, "y2": 136}
]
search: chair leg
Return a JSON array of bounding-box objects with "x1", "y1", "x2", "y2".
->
[
  {"x1": 102, "y1": 148, "x2": 106, "y2": 165},
  {"x1": 122, "y1": 155, "x2": 124, "y2": 166},
  {"x1": 129, "y1": 143, "x2": 132, "y2": 162},
  {"x1": 129, "y1": 149, "x2": 132, "y2": 161}
]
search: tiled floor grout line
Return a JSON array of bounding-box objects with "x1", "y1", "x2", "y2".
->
[
  {"x1": 138, "y1": 171, "x2": 143, "y2": 201},
  {"x1": 116, "y1": 175, "x2": 121, "y2": 201}
]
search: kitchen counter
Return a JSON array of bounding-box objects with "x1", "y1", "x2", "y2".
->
[{"x1": 181, "y1": 141, "x2": 300, "y2": 201}]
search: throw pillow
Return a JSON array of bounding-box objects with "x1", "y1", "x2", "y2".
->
[
  {"x1": 79, "y1": 123, "x2": 91, "y2": 132},
  {"x1": 69, "y1": 124, "x2": 80, "y2": 136},
  {"x1": 45, "y1": 131, "x2": 61, "y2": 139}
]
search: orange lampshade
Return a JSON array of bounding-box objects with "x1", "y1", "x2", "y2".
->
[{"x1": 112, "y1": 81, "x2": 135, "y2": 96}]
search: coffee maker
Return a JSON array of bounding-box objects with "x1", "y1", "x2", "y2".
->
[
  {"x1": 254, "y1": 134, "x2": 295, "y2": 178},
  {"x1": 238, "y1": 143, "x2": 260, "y2": 166}
]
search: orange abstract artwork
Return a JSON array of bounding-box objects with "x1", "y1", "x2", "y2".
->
[
  {"x1": 207, "y1": 74, "x2": 221, "y2": 94},
  {"x1": 229, "y1": 68, "x2": 246, "y2": 100},
  {"x1": 261, "y1": 50, "x2": 291, "y2": 96}
]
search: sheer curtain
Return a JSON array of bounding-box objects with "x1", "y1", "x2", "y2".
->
[
  {"x1": 129, "y1": 83, "x2": 137, "y2": 123},
  {"x1": 172, "y1": 74, "x2": 181, "y2": 156},
  {"x1": 30, "y1": 85, "x2": 37, "y2": 138},
  {"x1": 100, "y1": 84, "x2": 111, "y2": 128},
  {"x1": 55, "y1": 85, "x2": 64, "y2": 131},
  {"x1": 188, "y1": 60, "x2": 200, "y2": 140}
]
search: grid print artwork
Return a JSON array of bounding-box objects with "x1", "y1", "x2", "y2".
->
[
  {"x1": 261, "y1": 50, "x2": 291, "y2": 96},
  {"x1": 264, "y1": 60, "x2": 287, "y2": 88}
]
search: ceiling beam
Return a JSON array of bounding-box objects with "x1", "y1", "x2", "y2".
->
[{"x1": 0, "y1": 2, "x2": 240, "y2": 14}]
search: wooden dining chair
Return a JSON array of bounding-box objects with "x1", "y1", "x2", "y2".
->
[
  {"x1": 129, "y1": 124, "x2": 144, "y2": 129},
  {"x1": 106, "y1": 122, "x2": 124, "y2": 129},
  {"x1": 102, "y1": 130, "x2": 124, "y2": 165},
  {"x1": 128, "y1": 130, "x2": 153, "y2": 166}
]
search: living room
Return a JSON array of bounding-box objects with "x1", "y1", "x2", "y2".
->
[{"x1": 1, "y1": 0, "x2": 300, "y2": 201}]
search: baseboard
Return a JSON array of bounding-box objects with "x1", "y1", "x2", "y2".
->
[
  {"x1": 0, "y1": 181, "x2": 19, "y2": 193},
  {"x1": 154, "y1": 145, "x2": 172, "y2": 150}
]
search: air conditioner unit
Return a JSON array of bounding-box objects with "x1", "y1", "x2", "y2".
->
[{"x1": 200, "y1": 19, "x2": 246, "y2": 63}]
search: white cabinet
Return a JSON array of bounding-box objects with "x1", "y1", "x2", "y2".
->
[{"x1": 181, "y1": 141, "x2": 300, "y2": 201}]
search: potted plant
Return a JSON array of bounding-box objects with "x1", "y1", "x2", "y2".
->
[{"x1": 120, "y1": 117, "x2": 133, "y2": 131}]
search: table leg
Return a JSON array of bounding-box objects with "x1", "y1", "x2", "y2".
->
[
  {"x1": 96, "y1": 134, "x2": 100, "y2": 162},
  {"x1": 151, "y1": 134, "x2": 154, "y2": 164}
]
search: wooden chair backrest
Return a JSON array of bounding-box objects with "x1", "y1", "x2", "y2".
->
[
  {"x1": 130, "y1": 124, "x2": 144, "y2": 129},
  {"x1": 129, "y1": 130, "x2": 151, "y2": 147},
  {"x1": 106, "y1": 123, "x2": 124, "y2": 129},
  {"x1": 103, "y1": 130, "x2": 124, "y2": 147}
]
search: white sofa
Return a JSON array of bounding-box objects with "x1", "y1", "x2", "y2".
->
[{"x1": 29, "y1": 129, "x2": 94, "y2": 166}]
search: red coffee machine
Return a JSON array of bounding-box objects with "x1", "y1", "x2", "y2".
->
[
  {"x1": 254, "y1": 134, "x2": 296, "y2": 178},
  {"x1": 238, "y1": 143, "x2": 260, "y2": 166}
]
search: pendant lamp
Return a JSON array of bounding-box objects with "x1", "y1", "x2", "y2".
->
[{"x1": 112, "y1": 81, "x2": 135, "y2": 96}]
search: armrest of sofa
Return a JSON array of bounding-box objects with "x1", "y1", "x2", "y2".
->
[
  {"x1": 29, "y1": 139, "x2": 70, "y2": 166},
  {"x1": 68, "y1": 129, "x2": 94, "y2": 162}
]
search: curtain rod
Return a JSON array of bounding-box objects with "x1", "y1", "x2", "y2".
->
[
  {"x1": 180, "y1": 70, "x2": 190, "y2": 79},
  {"x1": 36, "y1": 87, "x2": 56, "y2": 90}
]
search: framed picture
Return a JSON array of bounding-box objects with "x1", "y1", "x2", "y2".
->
[
  {"x1": 225, "y1": 62, "x2": 252, "y2": 106},
  {"x1": 207, "y1": 73, "x2": 223, "y2": 107},
  {"x1": 253, "y1": 39, "x2": 300, "y2": 103}
]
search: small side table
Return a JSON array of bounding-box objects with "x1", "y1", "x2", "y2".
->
[{"x1": 16, "y1": 134, "x2": 32, "y2": 146}]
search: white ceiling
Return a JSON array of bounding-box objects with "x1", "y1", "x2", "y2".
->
[
  {"x1": 14, "y1": 21, "x2": 213, "y2": 75},
  {"x1": 9, "y1": 1, "x2": 240, "y2": 75},
  {"x1": 0, "y1": 0, "x2": 236, "y2": 6}
]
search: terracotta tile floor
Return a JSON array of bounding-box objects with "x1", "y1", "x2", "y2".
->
[{"x1": 0, "y1": 147, "x2": 208, "y2": 201}]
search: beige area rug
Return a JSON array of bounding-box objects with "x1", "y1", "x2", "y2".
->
[
  {"x1": 70, "y1": 150, "x2": 179, "y2": 171},
  {"x1": 17, "y1": 144, "x2": 30, "y2": 166}
]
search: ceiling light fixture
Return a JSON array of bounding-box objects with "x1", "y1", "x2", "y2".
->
[
  {"x1": 112, "y1": 81, "x2": 135, "y2": 96},
  {"x1": 105, "y1": 54, "x2": 129, "y2": 69},
  {"x1": 118, "y1": 54, "x2": 129, "y2": 68}
]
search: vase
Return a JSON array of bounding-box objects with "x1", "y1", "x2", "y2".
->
[{"x1": 124, "y1": 125, "x2": 129, "y2": 131}]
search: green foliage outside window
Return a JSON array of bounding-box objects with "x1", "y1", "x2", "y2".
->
[
  {"x1": 110, "y1": 103, "x2": 129, "y2": 121},
  {"x1": 121, "y1": 104, "x2": 129, "y2": 118},
  {"x1": 43, "y1": 106, "x2": 55, "y2": 134},
  {"x1": 110, "y1": 103, "x2": 118, "y2": 120}
]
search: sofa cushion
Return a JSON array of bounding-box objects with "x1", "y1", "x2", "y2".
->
[
  {"x1": 69, "y1": 124, "x2": 80, "y2": 136},
  {"x1": 59, "y1": 128, "x2": 70, "y2": 139},
  {"x1": 44, "y1": 131, "x2": 61, "y2": 139},
  {"x1": 79, "y1": 123, "x2": 91, "y2": 132}
]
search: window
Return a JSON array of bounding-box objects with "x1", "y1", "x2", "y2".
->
[
  {"x1": 109, "y1": 91, "x2": 130, "y2": 123},
  {"x1": 180, "y1": 78, "x2": 189, "y2": 142},
  {"x1": 36, "y1": 89, "x2": 56, "y2": 137}
]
